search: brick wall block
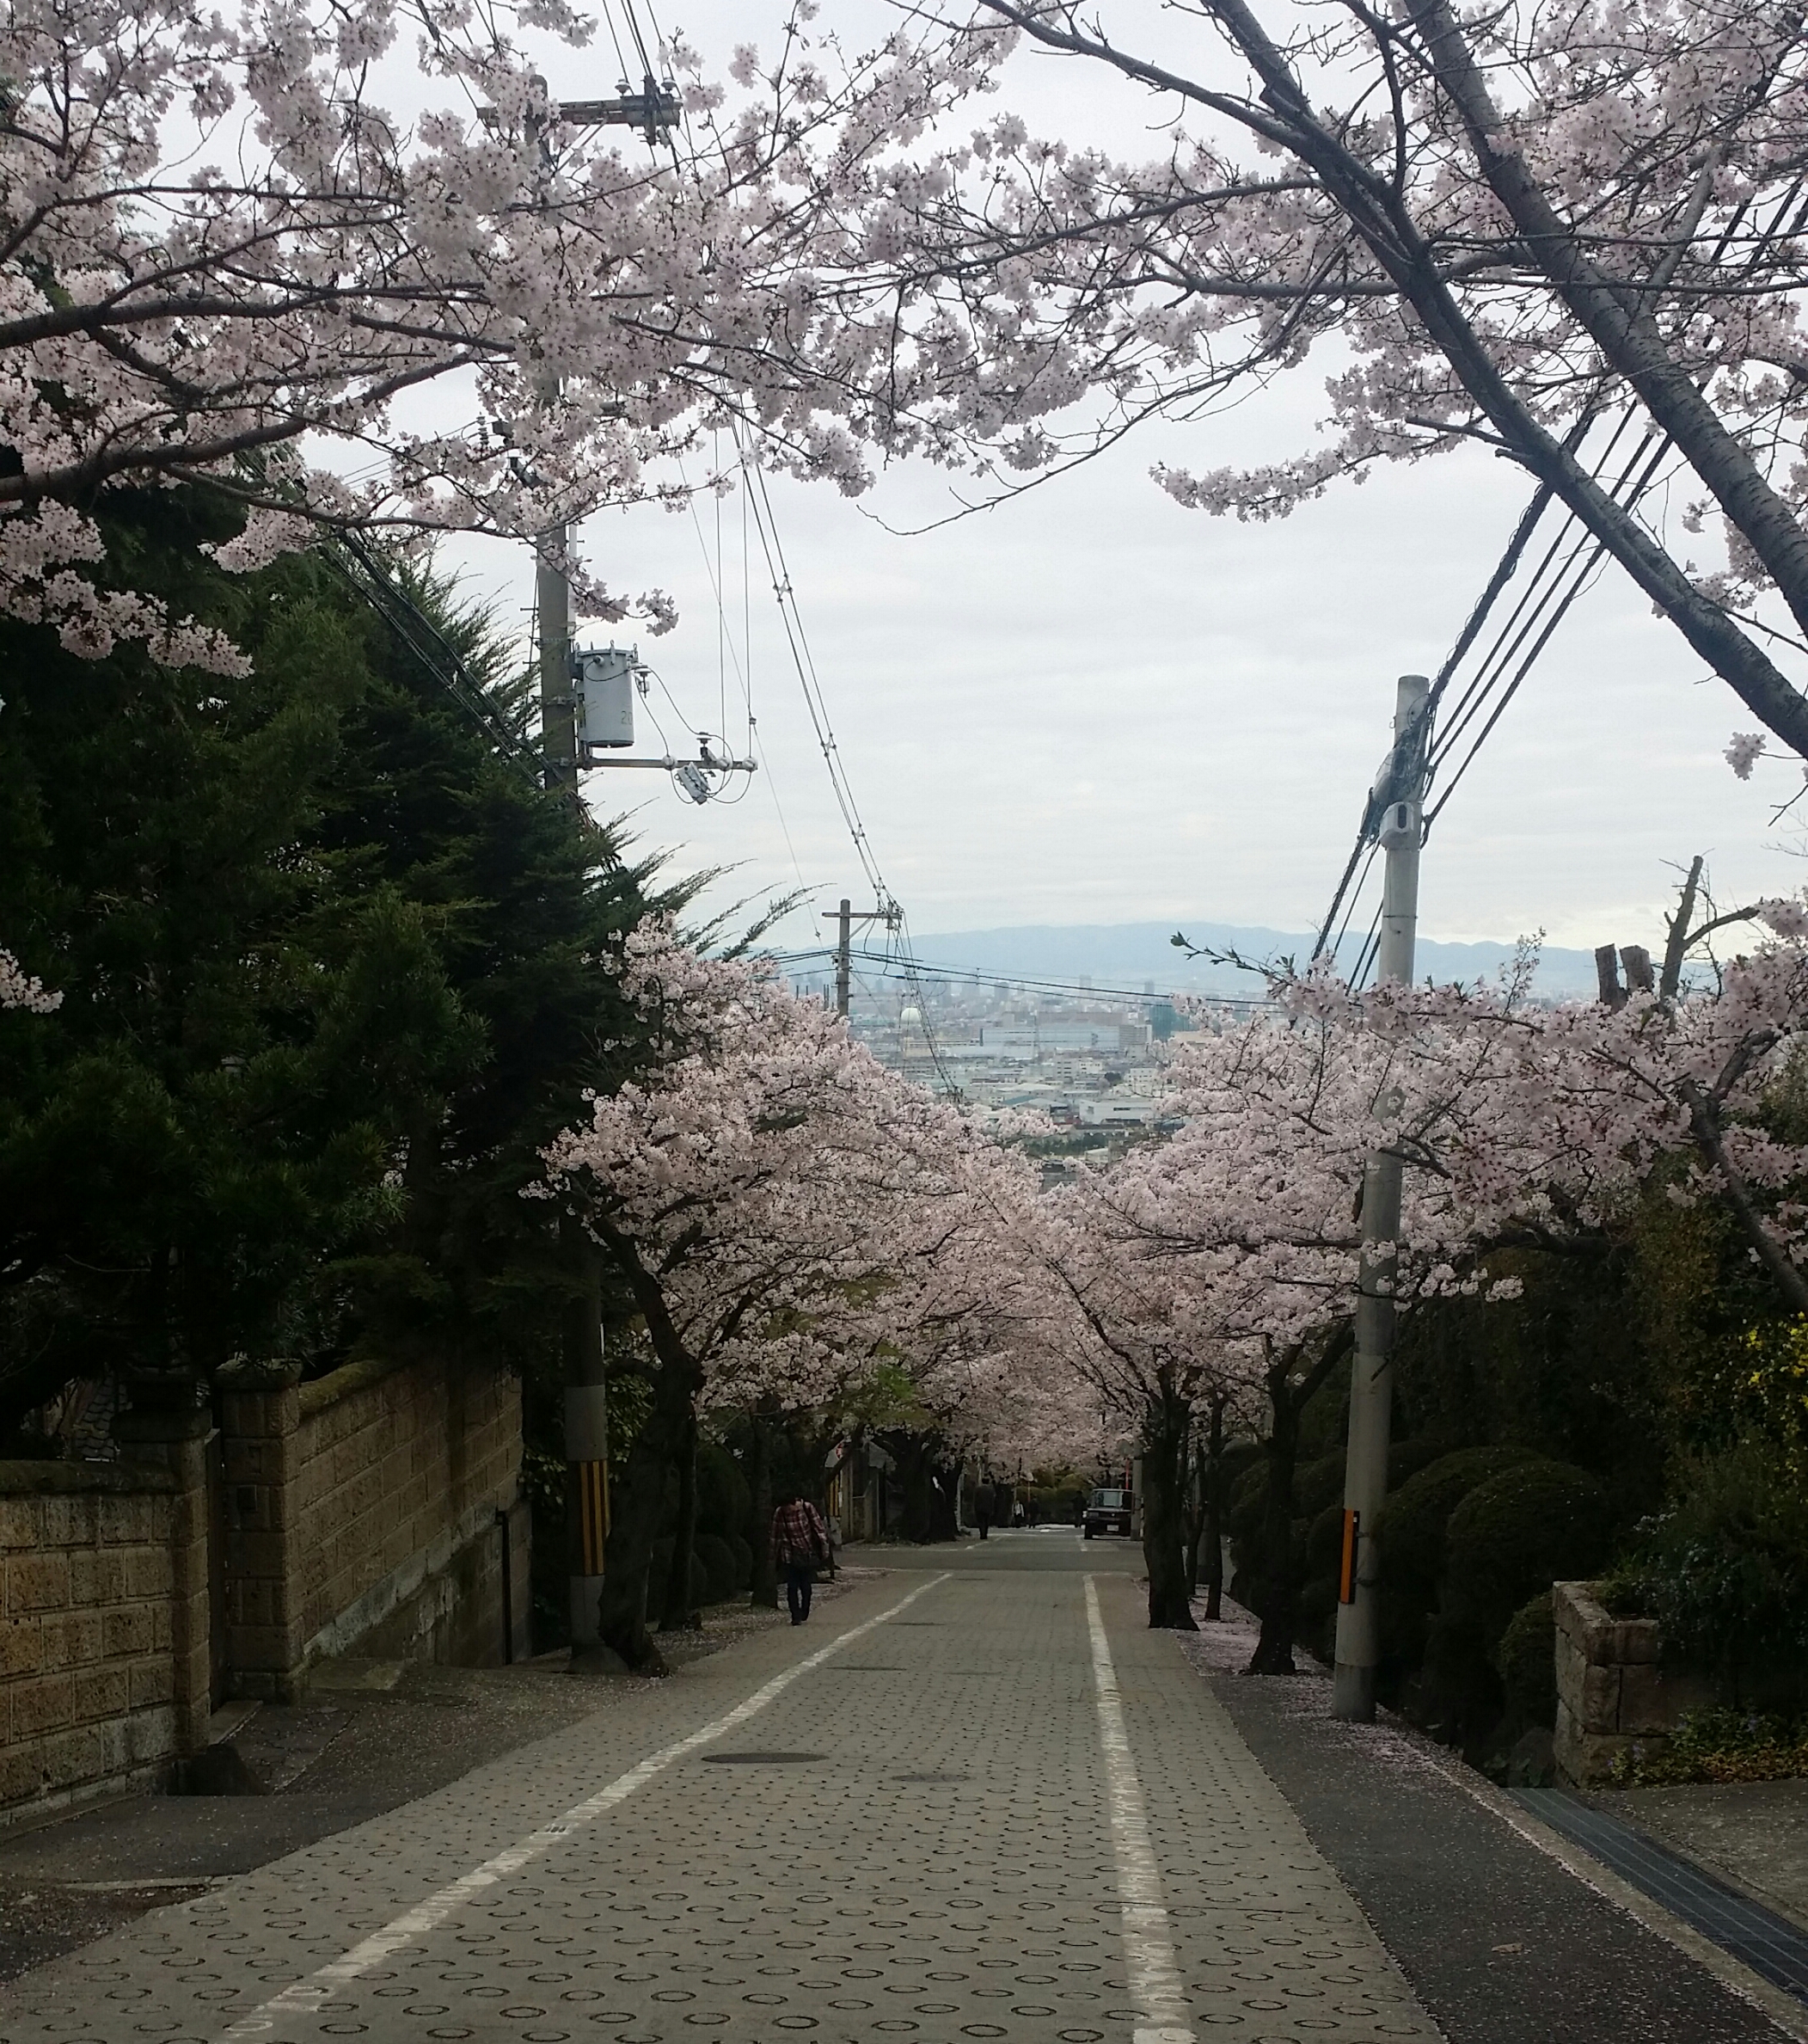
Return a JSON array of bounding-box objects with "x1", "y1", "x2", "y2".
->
[
  {"x1": 0, "y1": 1503, "x2": 35, "y2": 1552},
  {"x1": 77, "y1": 1667, "x2": 131, "y2": 1725},
  {"x1": 122, "y1": 1549, "x2": 172, "y2": 1601},
  {"x1": 12, "y1": 1676, "x2": 76, "y2": 1741},
  {"x1": 39, "y1": 1496, "x2": 98, "y2": 1550},
  {"x1": 124, "y1": 1705, "x2": 175, "y2": 1765},
  {"x1": 70, "y1": 1550, "x2": 124, "y2": 1608},
  {"x1": 95, "y1": 1496, "x2": 153, "y2": 1546},
  {"x1": 102, "y1": 1606, "x2": 155, "y2": 1660},
  {"x1": 128, "y1": 1658, "x2": 175, "y2": 1709},
  {"x1": 0, "y1": 1621, "x2": 40, "y2": 1679},
  {"x1": 7, "y1": 1554, "x2": 70, "y2": 1616},
  {"x1": 40, "y1": 1611, "x2": 102, "y2": 1673},
  {"x1": 34, "y1": 1726, "x2": 104, "y2": 1795}
]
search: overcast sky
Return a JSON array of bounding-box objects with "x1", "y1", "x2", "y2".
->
[{"x1": 443, "y1": 0, "x2": 1808, "y2": 965}]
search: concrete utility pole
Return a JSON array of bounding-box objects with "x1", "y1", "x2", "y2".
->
[
  {"x1": 824, "y1": 898, "x2": 900, "y2": 1020},
  {"x1": 509, "y1": 71, "x2": 678, "y2": 1647},
  {"x1": 836, "y1": 898, "x2": 852, "y2": 1018},
  {"x1": 536, "y1": 505, "x2": 576, "y2": 791},
  {"x1": 521, "y1": 73, "x2": 678, "y2": 795},
  {"x1": 1332, "y1": 673, "x2": 1430, "y2": 1723}
]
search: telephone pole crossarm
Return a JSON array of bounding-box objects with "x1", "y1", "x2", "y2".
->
[{"x1": 823, "y1": 898, "x2": 901, "y2": 1018}]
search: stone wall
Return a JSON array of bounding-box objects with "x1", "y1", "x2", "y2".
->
[
  {"x1": 295, "y1": 1356, "x2": 519, "y2": 1659},
  {"x1": 1553, "y1": 1579, "x2": 1718, "y2": 1784},
  {"x1": 0, "y1": 1353, "x2": 526, "y2": 1820},
  {"x1": 222, "y1": 1353, "x2": 525, "y2": 1700},
  {"x1": 0, "y1": 1449, "x2": 207, "y2": 1822}
]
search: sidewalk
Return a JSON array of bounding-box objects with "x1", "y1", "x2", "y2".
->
[
  {"x1": 0, "y1": 1575, "x2": 873, "y2": 1986},
  {"x1": 1179, "y1": 1593, "x2": 1806, "y2": 2044}
]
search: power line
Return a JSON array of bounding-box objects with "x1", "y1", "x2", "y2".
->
[
  {"x1": 1313, "y1": 175, "x2": 1808, "y2": 966},
  {"x1": 769, "y1": 948, "x2": 1273, "y2": 1010}
]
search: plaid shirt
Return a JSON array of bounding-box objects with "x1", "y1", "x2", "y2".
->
[{"x1": 772, "y1": 1499, "x2": 829, "y2": 1568}]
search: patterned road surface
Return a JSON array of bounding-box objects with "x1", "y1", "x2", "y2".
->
[{"x1": 0, "y1": 1545, "x2": 1437, "y2": 2044}]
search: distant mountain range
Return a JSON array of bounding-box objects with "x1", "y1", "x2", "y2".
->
[{"x1": 904, "y1": 920, "x2": 1603, "y2": 1000}]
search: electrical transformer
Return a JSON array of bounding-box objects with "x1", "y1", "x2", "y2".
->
[{"x1": 572, "y1": 646, "x2": 636, "y2": 749}]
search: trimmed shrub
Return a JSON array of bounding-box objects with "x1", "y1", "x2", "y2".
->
[
  {"x1": 696, "y1": 1439, "x2": 751, "y2": 1544},
  {"x1": 1442, "y1": 1460, "x2": 1612, "y2": 1642},
  {"x1": 727, "y1": 1533, "x2": 753, "y2": 1593},
  {"x1": 695, "y1": 1534, "x2": 739, "y2": 1605},
  {"x1": 1494, "y1": 1589, "x2": 1558, "y2": 1732},
  {"x1": 1376, "y1": 1446, "x2": 1548, "y2": 1607},
  {"x1": 1295, "y1": 1452, "x2": 1347, "y2": 1523}
]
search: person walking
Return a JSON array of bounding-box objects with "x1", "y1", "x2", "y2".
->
[
  {"x1": 975, "y1": 1481, "x2": 993, "y2": 1541},
  {"x1": 772, "y1": 1488, "x2": 830, "y2": 1625}
]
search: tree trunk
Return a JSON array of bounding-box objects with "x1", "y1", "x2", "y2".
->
[
  {"x1": 659, "y1": 1398, "x2": 701, "y2": 1633},
  {"x1": 1247, "y1": 1331, "x2": 1350, "y2": 1674},
  {"x1": 1182, "y1": 1424, "x2": 1205, "y2": 1596},
  {"x1": 1247, "y1": 1348, "x2": 1305, "y2": 1674},
  {"x1": 1201, "y1": 1393, "x2": 1227, "y2": 1624},
  {"x1": 747, "y1": 1411, "x2": 778, "y2": 1611},
  {"x1": 928, "y1": 1458, "x2": 959, "y2": 1541},
  {"x1": 1140, "y1": 1381, "x2": 1198, "y2": 1630},
  {"x1": 883, "y1": 1430, "x2": 938, "y2": 1544},
  {"x1": 596, "y1": 1358, "x2": 692, "y2": 1673}
]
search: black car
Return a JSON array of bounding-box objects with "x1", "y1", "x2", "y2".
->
[{"x1": 1083, "y1": 1486, "x2": 1132, "y2": 1538}]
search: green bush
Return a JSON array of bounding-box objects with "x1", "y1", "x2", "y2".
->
[
  {"x1": 1294, "y1": 1452, "x2": 1347, "y2": 1522},
  {"x1": 1376, "y1": 1446, "x2": 1547, "y2": 1605},
  {"x1": 696, "y1": 1440, "x2": 751, "y2": 1544},
  {"x1": 1417, "y1": 1612, "x2": 1501, "y2": 1740},
  {"x1": 727, "y1": 1533, "x2": 753, "y2": 1592},
  {"x1": 694, "y1": 1534, "x2": 739, "y2": 1605},
  {"x1": 1608, "y1": 1705, "x2": 1808, "y2": 1786},
  {"x1": 1494, "y1": 1590, "x2": 1557, "y2": 1731},
  {"x1": 1624, "y1": 1444, "x2": 1808, "y2": 1705},
  {"x1": 1443, "y1": 1460, "x2": 1612, "y2": 1641}
]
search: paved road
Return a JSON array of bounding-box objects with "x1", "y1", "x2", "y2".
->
[{"x1": 0, "y1": 1530, "x2": 1789, "y2": 2043}]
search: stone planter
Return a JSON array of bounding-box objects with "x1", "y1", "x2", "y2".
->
[{"x1": 1552, "y1": 1580, "x2": 1719, "y2": 1784}]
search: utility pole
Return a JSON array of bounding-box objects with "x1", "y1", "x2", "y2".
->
[
  {"x1": 517, "y1": 72, "x2": 678, "y2": 795},
  {"x1": 1332, "y1": 672, "x2": 1430, "y2": 1723},
  {"x1": 836, "y1": 898, "x2": 851, "y2": 1018},
  {"x1": 824, "y1": 897, "x2": 899, "y2": 1020},
  {"x1": 501, "y1": 69, "x2": 679, "y2": 1650}
]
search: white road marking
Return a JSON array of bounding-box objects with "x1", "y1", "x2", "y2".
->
[
  {"x1": 1085, "y1": 1574, "x2": 1197, "y2": 2044},
  {"x1": 219, "y1": 1573, "x2": 952, "y2": 2039}
]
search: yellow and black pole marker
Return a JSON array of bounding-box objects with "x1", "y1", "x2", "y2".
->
[
  {"x1": 1338, "y1": 1509, "x2": 1360, "y2": 1605},
  {"x1": 566, "y1": 1379, "x2": 608, "y2": 1645}
]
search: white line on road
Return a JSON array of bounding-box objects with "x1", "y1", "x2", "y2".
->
[
  {"x1": 219, "y1": 1573, "x2": 952, "y2": 2040},
  {"x1": 1085, "y1": 1574, "x2": 1197, "y2": 2044}
]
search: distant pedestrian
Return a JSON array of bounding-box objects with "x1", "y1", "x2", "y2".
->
[
  {"x1": 772, "y1": 1489, "x2": 830, "y2": 1624},
  {"x1": 975, "y1": 1482, "x2": 993, "y2": 1540}
]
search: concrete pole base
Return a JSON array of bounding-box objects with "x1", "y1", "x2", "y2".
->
[
  {"x1": 1332, "y1": 1660, "x2": 1378, "y2": 1722},
  {"x1": 569, "y1": 1574, "x2": 605, "y2": 1648}
]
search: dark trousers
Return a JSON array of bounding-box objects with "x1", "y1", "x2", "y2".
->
[{"x1": 784, "y1": 1562, "x2": 815, "y2": 1623}]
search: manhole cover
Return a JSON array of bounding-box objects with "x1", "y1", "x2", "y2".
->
[{"x1": 700, "y1": 1751, "x2": 825, "y2": 1765}]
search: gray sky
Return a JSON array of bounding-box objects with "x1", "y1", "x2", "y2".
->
[{"x1": 444, "y1": 0, "x2": 1808, "y2": 963}]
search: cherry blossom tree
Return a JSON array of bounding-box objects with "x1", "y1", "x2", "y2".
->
[
  {"x1": 0, "y1": 951, "x2": 59, "y2": 1014},
  {"x1": 541, "y1": 924, "x2": 1011, "y2": 1667},
  {"x1": 814, "y1": 0, "x2": 1808, "y2": 758},
  {"x1": 0, "y1": 0, "x2": 1001, "y2": 666}
]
